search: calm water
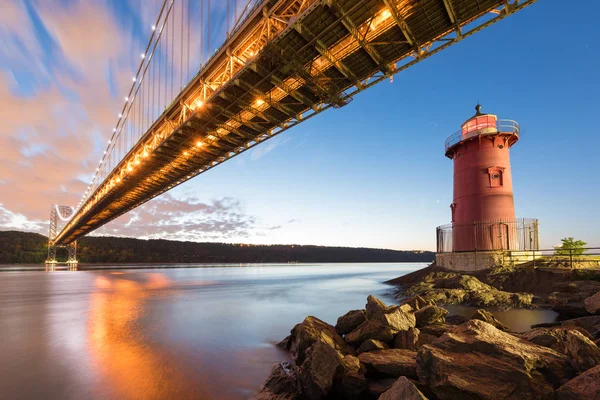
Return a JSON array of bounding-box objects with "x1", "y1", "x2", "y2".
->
[{"x1": 0, "y1": 263, "x2": 557, "y2": 399}]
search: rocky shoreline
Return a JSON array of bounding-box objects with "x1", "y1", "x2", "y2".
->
[{"x1": 257, "y1": 264, "x2": 600, "y2": 399}]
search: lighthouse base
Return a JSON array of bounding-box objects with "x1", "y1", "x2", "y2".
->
[{"x1": 436, "y1": 250, "x2": 542, "y2": 272}]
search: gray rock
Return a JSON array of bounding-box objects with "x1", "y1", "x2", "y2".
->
[
  {"x1": 366, "y1": 295, "x2": 388, "y2": 320},
  {"x1": 358, "y1": 349, "x2": 418, "y2": 378},
  {"x1": 556, "y1": 364, "x2": 600, "y2": 400},
  {"x1": 471, "y1": 309, "x2": 510, "y2": 331},
  {"x1": 584, "y1": 291, "x2": 600, "y2": 315},
  {"x1": 380, "y1": 376, "x2": 428, "y2": 400},
  {"x1": 414, "y1": 305, "x2": 448, "y2": 327},
  {"x1": 335, "y1": 309, "x2": 366, "y2": 335},
  {"x1": 357, "y1": 339, "x2": 388, "y2": 354},
  {"x1": 417, "y1": 320, "x2": 572, "y2": 399},
  {"x1": 257, "y1": 362, "x2": 301, "y2": 400},
  {"x1": 394, "y1": 327, "x2": 419, "y2": 350}
]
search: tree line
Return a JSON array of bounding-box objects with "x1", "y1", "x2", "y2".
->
[{"x1": 0, "y1": 230, "x2": 435, "y2": 264}]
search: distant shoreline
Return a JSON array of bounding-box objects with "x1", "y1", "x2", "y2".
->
[{"x1": 0, "y1": 261, "x2": 431, "y2": 272}]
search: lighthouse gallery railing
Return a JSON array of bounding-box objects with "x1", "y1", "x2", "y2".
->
[
  {"x1": 436, "y1": 218, "x2": 539, "y2": 253},
  {"x1": 444, "y1": 119, "x2": 520, "y2": 152}
]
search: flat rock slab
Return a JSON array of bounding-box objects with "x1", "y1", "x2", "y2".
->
[
  {"x1": 585, "y1": 291, "x2": 600, "y2": 315},
  {"x1": 358, "y1": 349, "x2": 417, "y2": 378},
  {"x1": 417, "y1": 320, "x2": 573, "y2": 400}
]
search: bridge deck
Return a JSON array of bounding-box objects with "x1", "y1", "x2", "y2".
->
[{"x1": 55, "y1": 0, "x2": 536, "y2": 245}]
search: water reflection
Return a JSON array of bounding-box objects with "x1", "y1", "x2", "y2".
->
[
  {"x1": 446, "y1": 304, "x2": 558, "y2": 332},
  {"x1": 1, "y1": 262, "x2": 554, "y2": 399}
]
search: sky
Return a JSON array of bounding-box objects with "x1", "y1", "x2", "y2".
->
[{"x1": 0, "y1": 0, "x2": 599, "y2": 251}]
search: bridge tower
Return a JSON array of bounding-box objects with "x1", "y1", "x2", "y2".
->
[
  {"x1": 436, "y1": 105, "x2": 539, "y2": 270},
  {"x1": 46, "y1": 205, "x2": 78, "y2": 269}
]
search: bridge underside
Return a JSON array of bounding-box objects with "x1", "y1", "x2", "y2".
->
[{"x1": 55, "y1": 0, "x2": 535, "y2": 245}]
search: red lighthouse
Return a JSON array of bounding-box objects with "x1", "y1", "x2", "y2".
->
[
  {"x1": 445, "y1": 105, "x2": 519, "y2": 251},
  {"x1": 436, "y1": 106, "x2": 539, "y2": 270}
]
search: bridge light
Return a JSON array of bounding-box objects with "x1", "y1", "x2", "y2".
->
[
  {"x1": 196, "y1": 141, "x2": 203, "y2": 147},
  {"x1": 152, "y1": 25, "x2": 156, "y2": 31},
  {"x1": 117, "y1": 177, "x2": 121, "y2": 183},
  {"x1": 127, "y1": 165, "x2": 133, "y2": 172},
  {"x1": 135, "y1": 159, "x2": 140, "y2": 165},
  {"x1": 143, "y1": 150, "x2": 149, "y2": 157},
  {"x1": 125, "y1": 96, "x2": 129, "y2": 102},
  {"x1": 255, "y1": 99, "x2": 265, "y2": 106},
  {"x1": 132, "y1": 77, "x2": 137, "y2": 82},
  {"x1": 113, "y1": 128, "x2": 116, "y2": 132},
  {"x1": 249, "y1": 50, "x2": 255, "y2": 57},
  {"x1": 192, "y1": 99, "x2": 204, "y2": 110},
  {"x1": 141, "y1": 53, "x2": 146, "y2": 59},
  {"x1": 119, "y1": 113, "x2": 122, "y2": 118},
  {"x1": 183, "y1": 151, "x2": 189, "y2": 156},
  {"x1": 382, "y1": 9, "x2": 391, "y2": 19}
]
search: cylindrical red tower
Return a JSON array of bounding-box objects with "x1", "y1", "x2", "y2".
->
[{"x1": 444, "y1": 105, "x2": 520, "y2": 251}]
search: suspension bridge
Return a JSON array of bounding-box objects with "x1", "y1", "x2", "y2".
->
[{"x1": 46, "y1": 0, "x2": 538, "y2": 265}]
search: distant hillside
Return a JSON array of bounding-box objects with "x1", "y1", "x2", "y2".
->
[{"x1": 0, "y1": 230, "x2": 434, "y2": 264}]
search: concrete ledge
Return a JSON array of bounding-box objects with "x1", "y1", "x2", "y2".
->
[{"x1": 436, "y1": 251, "x2": 542, "y2": 271}]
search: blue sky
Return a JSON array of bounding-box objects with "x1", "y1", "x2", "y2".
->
[{"x1": 0, "y1": 0, "x2": 598, "y2": 250}]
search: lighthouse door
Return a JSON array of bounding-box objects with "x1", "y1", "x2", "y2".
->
[{"x1": 489, "y1": 222, "x2": 510, "y2": 250}]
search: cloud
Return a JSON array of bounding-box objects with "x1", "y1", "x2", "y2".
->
[{"x1": 93, "y1": 193, "x2": 261, "y2": 241}]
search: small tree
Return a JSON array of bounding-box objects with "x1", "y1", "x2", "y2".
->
[{"x1": 554, "y1": 237, "x2": 587, "y2": 256}]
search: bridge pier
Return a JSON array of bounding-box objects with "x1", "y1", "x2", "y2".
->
[{"x1": 46, "y1": 205, "x2": 78, "y2": 270}]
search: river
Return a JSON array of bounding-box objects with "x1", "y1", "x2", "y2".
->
[{"x1": 0, "y1": 263, "x2": 556, "y2": 399}]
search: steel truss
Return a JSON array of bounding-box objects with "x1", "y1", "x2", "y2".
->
[{"x1": 54, "y1": 0, "x2": 538, "y2": 245}]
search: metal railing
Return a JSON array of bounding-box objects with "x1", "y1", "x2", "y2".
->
[
  {"x1": 528, "y1": 247, "x2": 600, "y2": 269},
  {"x1": 444, "y1": 119, "x2": 520, "y2": 151},
  {"x1": 436, "y1": 218, "x2": 539, "y2": 253}
]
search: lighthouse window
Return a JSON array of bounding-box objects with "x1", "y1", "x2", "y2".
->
[{"x1": 489, "y1": 169, "x2": 504, "y2": 187}]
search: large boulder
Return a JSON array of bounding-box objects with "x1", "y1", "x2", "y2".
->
[
  {"x1": 471, "y1": 309, "x2": 510, "y2": 332},
  {"x1": 357, "y1": 339, "x2": 388, "y2": 354},
  {"x1": 257, "y1": 362, "x2": 301, "y2": 400},
  {"x1": 366, "y1": 295, "x2": 388, "y2": 320},
  {"x1": 358, "y1": 349, "x2": 418, "y2": 378},
  {"x1": 345, "y1": 304, "x2": 416, "y2": 345},
  {"x1": 335, "y1": 310, "x2": 366, "y2": 335},
  {"x1": 331, "y1": 354, "x2": 367, "y2": 399},
  {"x1": 297, "y1": 341, "x2": 343, "y2": 399},
  {"x1": 562, "y1": 316, "x2": 600, "y2": 339},
  {"x1": 401, "y1": 295, "x2": 434, "y2": 311},
  {"x1": 555, "y1": 364, "x2": 600, "y2": 400},
  {"x1": 417, "y1": 320, "x2": 573, "y2": 399},
  {"x1": 287, "y1": 317, "x2": 363, "y2": 399},
  {"x1": 584, "y1": 291, "x2": 600, "y2": 315},
  {"x1": 344, "y1": 319, "x2": 395, "y2": 345},
  {"x1": 394, "y1": 327, "x2": 420, "y2": 350},
  {"x1": 380, "y1": 376, "x2": 428, "y2": 400},
  {"x1": 380, "y1": 306, "x2": 417, "y2": 332},
  {"x1": 289, "y1": 316, "x2": 349, "y2": 366},
  {"x1": 522, "y1": 327, "x2": 600, "y2": 373},
  {"x1": 414, "y1": 305, "x2": 448, "y2": 327}
]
